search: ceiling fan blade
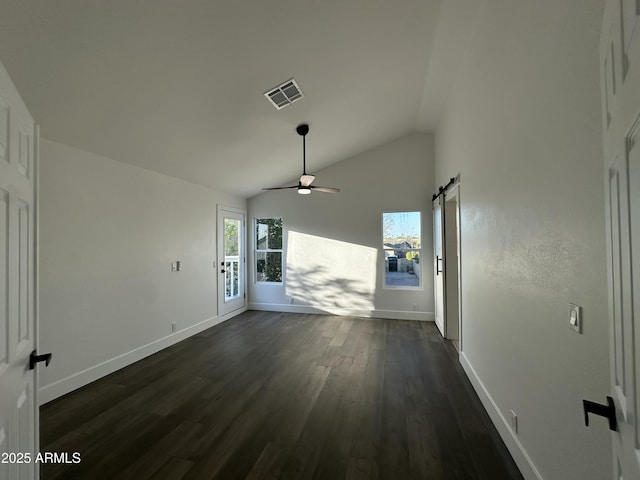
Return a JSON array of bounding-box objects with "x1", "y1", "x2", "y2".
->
[
  {"x1": 300, "y1": 174, "x2": 315, "y2": 187},
  {"x1": 310, "y1": 186, "x2": 340, "y2": 193},
  {"x1": 262, "y1": 185, "x2": 298, "y2": 190}
]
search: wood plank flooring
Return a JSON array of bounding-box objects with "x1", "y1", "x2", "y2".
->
[{"x1": 40, "y1": 311, "x2": 523, "y2": 480}]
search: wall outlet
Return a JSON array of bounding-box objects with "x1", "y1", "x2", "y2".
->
[
  {"x1": 171, "y1": 262, "x2": 177, "y2": 272},
  {"x1": 412, "y1": 304, "x2": 418, "y2": 311},
  {"x1": 171, "y1": 322, "x2": 177, "y2": 332},
  {"x1": 510, "y1": 410, "x2": 518, "y2": 434},
  {"x1": 289, "y1": 297, "x2": 295, "y2": 304},
  {"x1": 176, "y1": 260, "x2": 182, "y2": 271}
]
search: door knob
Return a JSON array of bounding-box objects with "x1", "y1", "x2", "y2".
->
[
  {"x1": 29, "y1": 350, "x2": 52, "y2": 370},
  {"x1": 221, "y1": 269, "x2": 226, "y2": 273},
  {"x1": 583, "y1": 396, "x2": 617, "y2": 431}
]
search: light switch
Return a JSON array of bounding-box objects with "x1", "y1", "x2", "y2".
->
[{"x1": 569, "y1": 303, "x2": 581, "y2": 333}]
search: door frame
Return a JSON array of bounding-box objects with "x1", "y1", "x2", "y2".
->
[
  {"x1": 444, "y1": 182, "x2": 462, "y2": 351},
  {"x1": 33, "y1": 125, "x2": 41, "y2": 479},
  {"x1": 216, "y1": 205, "x2": 247, "y2": 319}
]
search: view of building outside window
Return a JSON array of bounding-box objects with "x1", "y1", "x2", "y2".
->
[
  {"x1": 256, "y1": 218, "x2": 283, "y2": 283},
  {"x1": 383, "y1": 211, "x2": 421, "y2": 288}
]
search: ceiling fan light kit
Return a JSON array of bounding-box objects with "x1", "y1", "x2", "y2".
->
[{"x1": 263, "y1": 124, "x2": 340, "y2": 195}]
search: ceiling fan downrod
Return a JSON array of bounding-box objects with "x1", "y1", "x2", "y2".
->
[{"x1": 297, "y1": 123, "x2": 309, "y2": 175}]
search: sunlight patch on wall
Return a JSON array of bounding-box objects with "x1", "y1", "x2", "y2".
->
[{"x1": 286, "y1": 231, "x2": 377, "y2": 311}]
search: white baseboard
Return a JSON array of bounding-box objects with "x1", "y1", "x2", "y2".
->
[
  {"x1": 248, "y1": 302, "x2": 434, "y2": 321},
  {"x1": 39, "y1": 313, "x2": 239, "y2": 405},
  {"x1": 219, "y1": 306, "x2": 247, "y2": 322},
  {"x1": 459, "y1": 352, "x2": 543, "y2": 480}
]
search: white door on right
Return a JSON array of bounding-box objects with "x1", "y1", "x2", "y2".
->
[
  {"x1": 600, "y1": 0, "x2": 640, "y2": 478},
  {"x1": 433, "y1": 195, "x2": 445, "y2": 337}
]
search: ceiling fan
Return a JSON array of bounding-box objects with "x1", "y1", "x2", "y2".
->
[{"x1": 263, "y1": 124, "x2": 340, "y2": 195}]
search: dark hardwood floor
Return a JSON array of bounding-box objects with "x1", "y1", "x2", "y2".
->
[{"x1": 40, "y1": 311, "x2": 523, "y2": 480}]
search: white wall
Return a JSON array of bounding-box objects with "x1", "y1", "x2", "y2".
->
[
  {"x1": 248, "y1": 132, "x2": 435, "y2": 320},
  {"x1": 434, "y1": 1, "x2": 609, "y2": 480},
  {"x1": 39, "y1": 139, "x2": 245, "y2": 403}
]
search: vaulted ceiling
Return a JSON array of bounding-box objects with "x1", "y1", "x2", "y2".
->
[{"x1": 0, "y1": 1, "x2": 473, "y2": 198}]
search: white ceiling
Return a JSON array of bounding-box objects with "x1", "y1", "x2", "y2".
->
[{"x1": 0, "y1": 0, "x2": 466, "y2": 198}]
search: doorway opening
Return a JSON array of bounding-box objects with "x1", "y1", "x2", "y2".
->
[
  {"x1": 217, "y1": 205, "x2": 246, "y2": 318},
  {"x1": 444, "y1": 186, "x2": 461, "y2": 350}
]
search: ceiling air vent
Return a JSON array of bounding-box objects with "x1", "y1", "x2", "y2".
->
[{"x1": 264, "y1": 78, "x2": 304, "y2": 110}]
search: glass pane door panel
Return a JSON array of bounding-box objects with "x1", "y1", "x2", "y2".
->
[{"x1": 224, "y1": 217, "x2": 241, "y2": 301}]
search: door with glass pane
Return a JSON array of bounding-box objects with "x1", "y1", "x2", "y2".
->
[{"x1": 217, "y1": 206, "x2": 246, "y2": 317}]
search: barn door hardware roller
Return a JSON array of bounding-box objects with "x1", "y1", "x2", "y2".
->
[{"x1": 432, "y1": 175, "x2": 459, "y2": 201}]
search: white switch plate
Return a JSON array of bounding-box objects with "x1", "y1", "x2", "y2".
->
[{"x1": 569, "y1": 303, "x2": 581, "y2": 333}]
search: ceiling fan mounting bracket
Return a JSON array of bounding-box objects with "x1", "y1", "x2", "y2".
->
[{"x1": 296, "y1": 124, "x2": 309, "y2": 136}]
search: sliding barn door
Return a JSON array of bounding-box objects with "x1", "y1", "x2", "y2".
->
[
  {"x1": 600, "y1": 1, "x2": 640, "y2": 478},
  {"x1": 433, "y1": 195, "x2": 446, "y2": 337},
  {"x1": 0, "y1": 60, "x2": 39, "y2": 480}
]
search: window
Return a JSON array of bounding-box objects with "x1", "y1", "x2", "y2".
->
[
  {"x1": 383, "y1": 211, "x2": 421, "y2": 288},
  {"x1": 255, "y1": 218, "x2": 283, "y2": 283}
]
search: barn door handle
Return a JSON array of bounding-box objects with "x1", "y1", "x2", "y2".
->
[
  {"x1": 29, "y1": 350, "x2": 52, "y2": 370},
  {"x1": 583, "y1": 396, "x2": 617, "y2": 431},
  {"x1": 436, "y1": 256, "x2": 443, "y2": 275}
]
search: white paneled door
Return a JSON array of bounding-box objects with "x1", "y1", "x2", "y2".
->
[
  {"x1": 600, "y1": 1, "x2": 640, "y2": 478},
  {"x1": 0, "y1": 60, "x2": 39, "y2": 479},
  {"x1": 433, "y1": 195, "x2": 446, "y2": 337},
  {"x1": 217, "y1": 206, "x2": 246, "y2": 318}
]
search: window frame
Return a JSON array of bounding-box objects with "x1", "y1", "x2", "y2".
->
[
  {"x1": 382, "y1": 211, "x2": 422, "y2": 290},
  {"x1": 254, "y1": 217, "x2": 284, "y2": 285}
]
